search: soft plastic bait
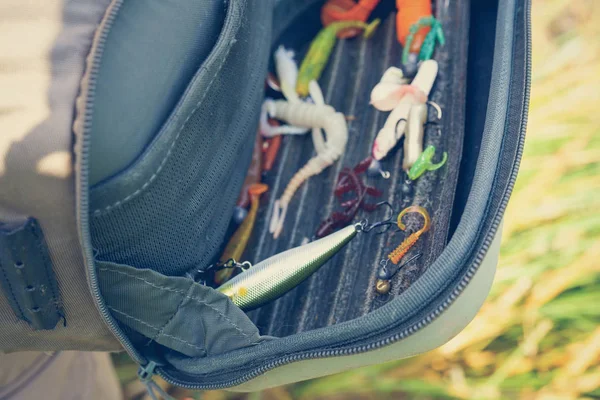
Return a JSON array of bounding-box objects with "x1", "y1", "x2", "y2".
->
[
  {"x1": 403, "y1": 16, "x2": 445, "y2": 65},
  {"x1": 262, "y1": 132, "x2": 282, "y2": 172},
  {"x1": 235, "y1": 132, "x2": 263, "y2": 211},
  {"x1": 396, "y1": 0, "x2": 431, "y2": 53},
  {"x1": 370, "y1": 60, "x2": 440, "y2": 165},
  {"x1": 214, "y1": 184, "x2": 269, "y2": 285},
  {"x1": 268, "y1": 81, "x2": 348, "y2": 239},
  {"x1": 407, "y1": 145, "x2": 447, "y2": 180},
  {"x1": 296, "y1": 18, "x2": 380, "y2": 97},
  {"x1": 321, "y1": 0, "x2": 381, "y2": 39},
  {"x1": 375, "y1": 205, "x2": 430, "y2": 294},
  {"x1": 316, "y1": 158, "x2": 382, "y2": 238}
]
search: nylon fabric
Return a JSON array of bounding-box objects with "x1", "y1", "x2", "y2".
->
[
  {"x1": 0, "y1": 0, "x2": 119, "y2": 352},
  {"x1": 88, "y1": 0, "x2": 226, "y2": 186},
  {"x1": 89, "y1": 0, "x2": 274, "y2": 277},
  {"x1": 97, "y1": 261, "x2": 263, "y2": 357}
]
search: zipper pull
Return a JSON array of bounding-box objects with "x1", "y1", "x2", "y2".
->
[{"x1": 138, "y1": 361, "x2": 176, "y2": 400}]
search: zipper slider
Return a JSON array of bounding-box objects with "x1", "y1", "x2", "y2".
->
[{"x1": 138, "y1": 361, "x2": 176, "y2": 400}]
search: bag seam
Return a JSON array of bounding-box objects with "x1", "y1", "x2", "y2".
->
[
  {"x1": 30, "y1": 221, "x2": 61, "y2": 317},
  {"x1": 99, "y1": 267, "x2": 251, "y2": 338},
  {"x1": 107, "y1": 306, "x2": 204, "y2": 351},
  {"x1": 0, "y1": 260, "x2": 26, "y2": 320},
  {"x1": 154, "y1": 284, "x2": 205, "y2": 353},
  {"x1": 108, "y1": 306, "x2": 204, "y2": 351}
]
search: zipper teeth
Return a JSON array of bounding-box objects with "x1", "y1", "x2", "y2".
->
[
  {"x1": 161, "y1": 0, "x2": 532, "y2": 390},
  {"x1": 80, "y1": 0, "x2": 144, "y2": 364}
]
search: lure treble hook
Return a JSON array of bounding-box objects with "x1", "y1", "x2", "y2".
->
[{"x1": 358, "y1": 201, "x2": 397, "y2": 233}]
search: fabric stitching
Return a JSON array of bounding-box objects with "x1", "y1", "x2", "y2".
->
[
  {"x1": 92, "y1": 27, "x2": 238, "y2": 216},
  {"x1": 0, "y1": 260, "x2": 26, "y2": 320},
  {"x1": 30, "y1": 221, "x2": 61, "y2": 317},
  {"x1": 153, "y1": 285, "x2": 191, "y2": 344},
  {"x1": 99, "y1": 267, "x2": 251, "y2": 337},
  {"x1": 107, "y1": 306, "x2": 204, "y2": 351}
]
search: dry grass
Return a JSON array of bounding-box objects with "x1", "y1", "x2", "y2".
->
[{"x1": 114, "y1": 0, "x2": 600, "y2": 398}]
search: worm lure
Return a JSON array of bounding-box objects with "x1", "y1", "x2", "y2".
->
[
  {"x1": 316, "y1": 158, "x2": 383, "y2": 238},
  {"x1": 268, "y1": 81, "x2": 349, "y2": 239},
  {"x1": 375, "y1": 205, "x2": 430, "y2": 294},
  {"x1": 296, "y1": 18, "x2": 380, "y2": 97},
  {"x1": 218, "y1": 216, "x2": 393, "y2": 310}
]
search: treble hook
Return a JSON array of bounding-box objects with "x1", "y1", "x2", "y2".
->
[{"x1": 358, "y1": 201, "x2": 397, "y2": 233}]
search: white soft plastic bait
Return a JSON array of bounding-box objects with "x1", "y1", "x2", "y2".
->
[
  {"x1": 370, "y1": 60, "x2": 439, "y2": 163},
  {"x1": 269, "y1": 81, "x2": 348, "y2": 239}
]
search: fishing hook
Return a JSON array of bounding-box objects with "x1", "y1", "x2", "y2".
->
[{"x1": 358, "y1": 201, "x2": 397, "y2": 233}]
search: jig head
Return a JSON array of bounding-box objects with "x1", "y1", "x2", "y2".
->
[
  {"x1": 375, "y1": 253, "x2": 422, "y2": 295},
  {"x1": 407, "y1": 145, "x2": 447, "y2": 180},
  {"x1": 375, "y1": 205, "x2": 430, "y2": 294}
]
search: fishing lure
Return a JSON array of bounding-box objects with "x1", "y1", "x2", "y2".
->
[
  {"x1": 375, "y1": 253, "x2": 421, "y2": 295},
  {"x1": 215, "y1": 183, "x2": 269, "y2": 285},
  {"x1": 375, "y1": 205, "x2": 431, "y2": 294},
  {"x1": 316, "y1": 159, "x2": 382, "y2": 238},
  {"x1": 395, "y1": 0, "x2": 431, "y2": 49},
  {"x1": 233, "y1": 132, "x2": 264, "y2": 223},
  {"x1": 218, "y1": 212, "x2": 394, "y2": 310},
  {"x1": 275, "y1": 45, "x2": 300, "y2": 103},
  {"x1": 260, "y1": 46, "x2": 310, "y2": 137},
  {"x1": 370, "y1": 60, "x2": 440, "y2": 162},
  {"x1": 269, "y1": 81, "x2": 348, "y2": 239},
  {"x1": 321, "y1": 0, "x2": 381, "y2": 39},
  {"x1": 407, "y1": 145, "x2": 447, "y2": 180},
  {"x1": 262, "y1": 133, "x2": 282, "y2": 172},
  {"x1": 296, "y1": 18, "x2": 380, "y2": 97},
  {"x1": 403, "y1": 16, "x2": 445, "y2": 65}
]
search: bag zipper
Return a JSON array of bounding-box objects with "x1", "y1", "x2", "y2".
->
[
  {"x1": 77, "y1": 0, "x2": 145, "y2": 365},
  {"x1": 158, "y1": 0, "x2": 532, "y2": 390},
  {"x1": 78, "y1": 0, "x2": 530, "y2": 389}
]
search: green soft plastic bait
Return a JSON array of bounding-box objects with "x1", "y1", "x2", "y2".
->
[{"x1": 407, "y1": 145, "x2": 448, "y2": 180}]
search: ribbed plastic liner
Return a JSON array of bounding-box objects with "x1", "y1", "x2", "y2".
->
[{"x1": 246, "y1": 2, "x2": 469, "y2": 336}]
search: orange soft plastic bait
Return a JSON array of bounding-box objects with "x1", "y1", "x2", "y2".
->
[
  {"x1": 388, "y1": 205, "x2": 431, "y2": 264},
  {"x1": 321, "y1": 0, "x2": 381, "y2": 39},
  {"x1": 215, "y1": 183, "x2": 268, "y2": 284},
  {"x1": 396, "y1": 0, "x2": 432, "y2": 53}
]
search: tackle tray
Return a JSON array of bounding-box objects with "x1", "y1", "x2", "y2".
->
[{"x1": 245, "y1": 0, "x2": 469, "y2": 336}]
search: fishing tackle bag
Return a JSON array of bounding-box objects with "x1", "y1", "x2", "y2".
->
[{"x1": 0, "y1": 0, "x2": 530, "y2": 391}]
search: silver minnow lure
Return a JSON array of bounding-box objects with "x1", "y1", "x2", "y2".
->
[{"x1": 218, "y1": 223, "x2": 361, "y2": 310}]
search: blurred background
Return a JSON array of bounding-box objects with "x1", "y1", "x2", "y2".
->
[{"x1": 112, "y1": 0, "x2": 600, "y2": 398}]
